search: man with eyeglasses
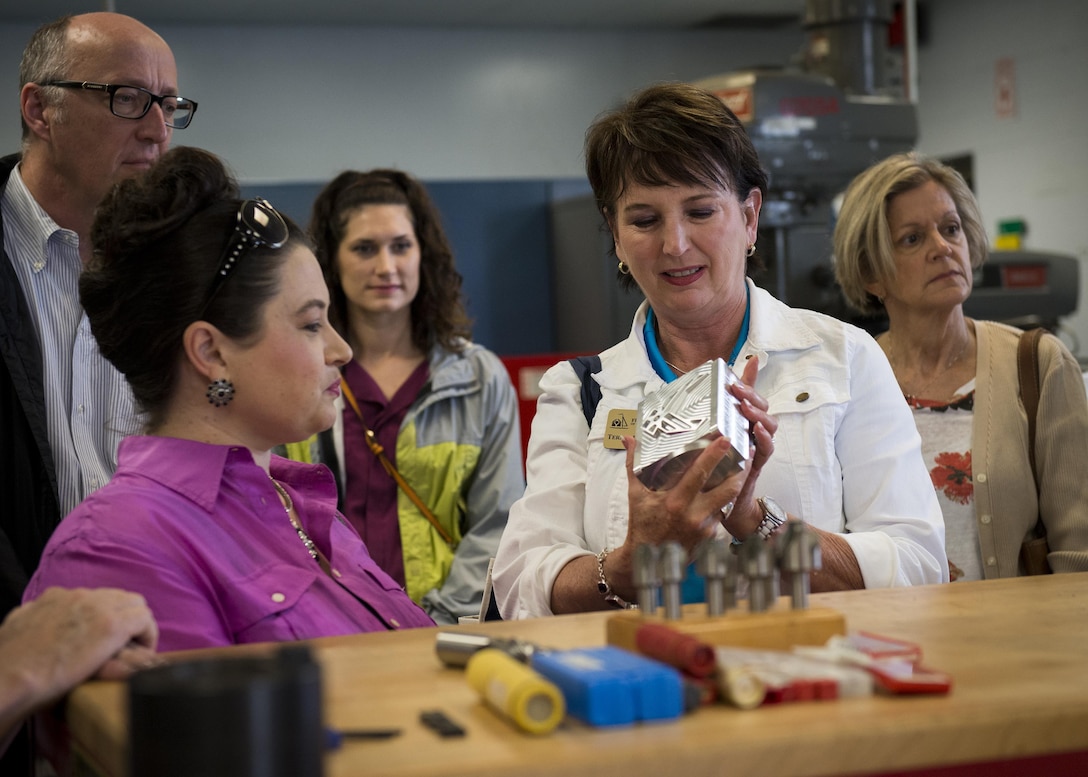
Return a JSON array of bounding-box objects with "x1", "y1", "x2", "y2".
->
[{"x1": 0, "y1": 13, "x2": 194, "y2": 768}]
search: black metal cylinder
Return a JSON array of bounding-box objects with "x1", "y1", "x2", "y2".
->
[{"x1": 128, "y1": 645, "x2": 324, "y2": 777}]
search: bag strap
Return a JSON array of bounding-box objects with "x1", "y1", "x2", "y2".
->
[
  {"x1": 340, "y1": 377, "x2": 456, "y2": 548},
  {"x1": 1017, "y1": 327, "x2": 1046, "y2": 536},
  {"x1": 569, "y1": 355, "x2": 603, "y2": 428}
]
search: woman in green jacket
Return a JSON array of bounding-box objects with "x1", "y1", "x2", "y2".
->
[{"x1": 288, "y1": 169, "x2": 524, "y2": 624}]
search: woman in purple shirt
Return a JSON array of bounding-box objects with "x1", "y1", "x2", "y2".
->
[{"x1": 22, "y1": 147, "x2": 434, "y2": 651}]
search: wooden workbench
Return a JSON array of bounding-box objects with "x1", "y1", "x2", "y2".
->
[{"x1": 61, "y1": 573, "x2": 1088, "y2": 777}]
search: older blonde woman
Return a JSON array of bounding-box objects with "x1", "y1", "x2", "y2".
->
[{"x1": 834, "y1": 151, "x2": 1088, "y2": 579}]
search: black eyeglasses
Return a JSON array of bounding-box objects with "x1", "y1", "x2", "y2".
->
[
  {"x1": 40, "y1": 80, "x2": 198, "y2": 129},
  {"x1": 199, "y1": 199, "x2": 290, "y2": 316}
]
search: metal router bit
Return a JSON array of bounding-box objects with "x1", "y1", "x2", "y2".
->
[
  {"x1": 659, "y1": 541, "x2": 685, "y2": 620},
  {"x1": 722, "y1": 546, "x2": 739, "y2": 612},
  {"x1": 633, "y1": 543, "x2": 660, "y2": 615},
  {"x1": 695, "y1": 538, "x2": 733, "y2": 617},
  {"x1": 739, "y1": 536, "x2": 776, "y2": 613},
  {"x1": 778, "y1": 522, "x2": 822, "y2": 610}
]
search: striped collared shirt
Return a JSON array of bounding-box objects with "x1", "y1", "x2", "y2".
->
[{"x1": 2, "y1": 163, "x2": 143, "y2": 517}]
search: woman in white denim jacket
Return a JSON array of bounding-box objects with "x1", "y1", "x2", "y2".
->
[{"x1": 493, "y1": 84, "x2": 947, "y2": 619}]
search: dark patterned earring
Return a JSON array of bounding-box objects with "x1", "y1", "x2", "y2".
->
[{"x1": 206, "y1": 378, "x2": 235, "y2": 407}]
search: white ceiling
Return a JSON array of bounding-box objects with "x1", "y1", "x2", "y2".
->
[{"x1": 4, "y1": 0, "x2": 807, "y2": 29}]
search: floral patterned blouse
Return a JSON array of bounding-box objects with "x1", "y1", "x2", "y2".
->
[{"x1": 910, "y1": 379, "x2": 979, "y2": 581}]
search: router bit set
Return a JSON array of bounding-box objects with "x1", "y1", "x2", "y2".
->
[{"x1": 633, "y1": 520, "x2": 823, "y2": 619}]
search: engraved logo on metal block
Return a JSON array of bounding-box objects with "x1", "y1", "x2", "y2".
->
[{"x1": 634, "y1": 358, "x2": 749, "y2": 491}]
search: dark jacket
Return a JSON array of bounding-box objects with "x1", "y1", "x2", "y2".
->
[{"x1": 0, "y1": 152, "x2": 62, "y2": 618}]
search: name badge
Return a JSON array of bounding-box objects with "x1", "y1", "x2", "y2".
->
[{"x1": 603, "y1": 409, "x2": 638, "y2": 450}]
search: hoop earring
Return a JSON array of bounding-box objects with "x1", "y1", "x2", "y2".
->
[
  {"x1": 746, "y1": 243, "x2": 756, "y2": 258},
  {"x1": 617, "y1": 260, "x2": 630, "y2": 275},
  {"x1": 206, "y1": 378, "x2": 235, "y2": 407}
]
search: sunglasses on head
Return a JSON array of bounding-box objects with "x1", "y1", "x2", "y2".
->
[{"x1": 198, "y1": 198, "x2": 289, "y2": 316}]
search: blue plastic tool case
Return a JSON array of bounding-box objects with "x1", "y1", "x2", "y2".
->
[{"x1": 530, "y1": 645, "x2": 683, "y2": 727}]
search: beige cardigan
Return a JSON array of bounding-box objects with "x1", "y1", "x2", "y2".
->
[{"x1": 971, "y1": 320, "x2": 1088, "y2": 576}]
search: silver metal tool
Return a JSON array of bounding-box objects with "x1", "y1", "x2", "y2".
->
[
  {"x1": 659, "y1": 542, "x2": 685, "y2": 620},
  {"x1": 435, "y1": 631, "x2": 538, "y2": 668},
  {"x1": 778, "y1": 522, "x2": 822, "y2": 610},
  {"x1": 633, "y1": 359, "x2": 748, "y2": 492},
  {"x1": 633, "y1": 543, "x2": 660, "y2": 615},
  {"x1": 695, "y1": 538, "x2": 734, "y2": 617},
  {"x1": 738, "y1": 536, "x2": 776, "y2": 613}
]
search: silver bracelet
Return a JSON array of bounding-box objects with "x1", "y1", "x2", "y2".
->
[{"x1": 595, "y1": 548, "x2": 634, "y2": 609}]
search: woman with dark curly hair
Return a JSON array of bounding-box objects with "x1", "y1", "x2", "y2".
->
[
  {"x1": 23, "y1": 147, "x2": 435, "y2": 650},
  {"x1": 289, "y1": 169, "x2": 524, "y2": 624}
]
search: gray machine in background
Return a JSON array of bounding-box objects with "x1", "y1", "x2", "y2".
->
[
  {"x1": 694, "y1": 0, "x2": 916, "y2": 328},
  {"x1": 963, "y1": 250, "x2": 1080, "y2": 332},
  {"x1": 550, "y1": 0, "x2": 913, "y2": 352},
  {"x1": 549, "y1": 0, "x2": 1078, "y2": 352}
]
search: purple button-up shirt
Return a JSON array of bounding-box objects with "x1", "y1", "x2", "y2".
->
[{"x1": 24, "y1": 436, "x2": 434, "y2": 651}]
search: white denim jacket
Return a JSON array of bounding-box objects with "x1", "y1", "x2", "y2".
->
[{"x1": 493, "y1": 280, "x2": 948, "y2": 619}]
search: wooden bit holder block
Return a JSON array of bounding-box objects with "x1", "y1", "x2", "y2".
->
[{"x1": 607, "y1": 600, "x2": 847, "y2": 653}]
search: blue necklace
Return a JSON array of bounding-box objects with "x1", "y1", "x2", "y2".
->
[{"x1": 644, "y1": 284, "x2": 751, "y2": 382}]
